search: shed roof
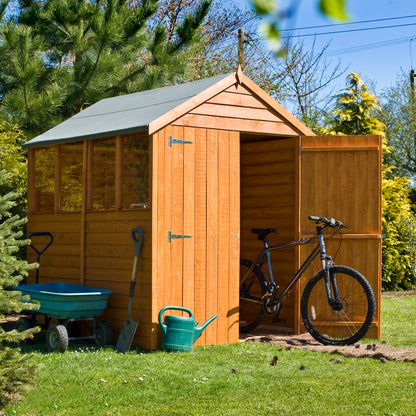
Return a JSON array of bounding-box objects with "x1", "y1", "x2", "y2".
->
[{"x1": 23, "y1": 69, "x2": 313, "y2": 149}]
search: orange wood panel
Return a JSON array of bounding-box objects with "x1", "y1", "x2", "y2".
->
[
  {"x1": 298, "y1": 135, "x2": 382, "y2": 338},
  {"x1": 217, "y1": 130, "x2": 230, "y2": 344},
  {"x1": 228, "y1": 131, "x2": 240, "y2": 343},
  {"x1": 183, "y1": 127, "x2": 196, "y2": 314},
  {"x1": 170, "y1": 125, "x2": 185, "y2": 309},
  {"x1": 190, "y1": 103, "x2": 283, "y2": 123},
  {"x1": 174, "y1": 114, "x2": 298, "y2": 136},
  {"x1": 207, "y1": 91, "x2": 268, "y2": 109},
  {"x1": 205, "y1": 129, "x2": 219, "y2": 345},
  {"x1": 151, "y1": 130, "x2": 162, "y2": 349},
  {"x1": 193, "y1": 128, "x2": 208, "y2": 346}
]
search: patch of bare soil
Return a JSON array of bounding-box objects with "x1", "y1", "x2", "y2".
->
[
  {"x1": 241, "y1": 291, "x2": 416, "y2": 362},
  {"x1": 382, "y1": 290, "x2": 416, "y2": 299},
  {"x1": 241, "y1": 332, "x2": 416, "y2": 362}
]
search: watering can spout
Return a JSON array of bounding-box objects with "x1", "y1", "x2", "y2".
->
[{"x1": 193, "y1": 314, "x2": 217, "y2": 343}]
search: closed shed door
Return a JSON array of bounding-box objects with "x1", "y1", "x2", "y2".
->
[
  {"x1": 296, "y1": 135, "x2": 382, "y2": 338},
  {"x1": 152, "y1": 126, "x2": 240, "y2": 348}
]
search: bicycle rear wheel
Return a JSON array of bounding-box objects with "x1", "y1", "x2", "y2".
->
[
  {"x1": 239, "y1": 258, "x2": 266, "y2": 333},
  {"x1": 301, "y1": 265, "x2": 375, "y2": 345}
]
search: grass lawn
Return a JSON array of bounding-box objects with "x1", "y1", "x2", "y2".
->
[{"x1": 4, "y1": 293, "x2": 416, "y2": 416}]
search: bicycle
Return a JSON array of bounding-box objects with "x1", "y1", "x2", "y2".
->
[{"x1": 239, "y1": 216, "x2": 376, "y2": 345}]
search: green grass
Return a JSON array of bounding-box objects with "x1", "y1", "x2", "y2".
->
[
  {"x1": 378, "y1": 294, "x2": 416, "y2": 347},
  {"x1": 4, "y1": 295, "x2": 416, "y2": 416}
]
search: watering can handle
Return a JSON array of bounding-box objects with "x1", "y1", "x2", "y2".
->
[{"x1": 158, "y1": 306, "x2": 194, "y2": 335}]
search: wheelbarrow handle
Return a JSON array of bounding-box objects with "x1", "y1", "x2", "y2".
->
[
  {"x1": 28, "y1": 232, "x2": 53, "y2": 284},
  {"x1": 28, "y1": 232, "x2": 54, "y2": 256}
]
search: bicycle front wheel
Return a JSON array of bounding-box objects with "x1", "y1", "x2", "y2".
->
[
  {"x1": 301, "y1": 265, "x2": 376, "y2": 345},
  {"x1": 240, "y1": 258, "x2": 266, "y2": 333}
]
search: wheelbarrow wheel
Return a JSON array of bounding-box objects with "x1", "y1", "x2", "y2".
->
[
  {"x1": 95, "y1": 321, "x2": 113, "y2": 347},
  {"x1": 15, "y1": 317, "x2": 35, "y2": 345},
  {"x1": 15, "y1": 316, "x2": 34, "y2": 331},
  {"x1": 46, "y1": 323, "x2": 68, "y2": 352}
]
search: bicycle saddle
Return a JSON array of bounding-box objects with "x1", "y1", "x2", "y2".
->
[{"x1": 251, "y1": 228, "x2": 277, "y2": 242}]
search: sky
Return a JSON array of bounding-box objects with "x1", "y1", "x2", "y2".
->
[{"x1": 238, "y1": 0, "x2": 416, "y2": 95}]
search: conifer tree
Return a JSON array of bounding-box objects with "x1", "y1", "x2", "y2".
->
[
  {"x1": 330, "y1": 72, "x2": 385, "y2": 135},
  {"x1": 0, "y1": 169, "x2": 38, "y2": 407},
  {"x1": 0, "y1": 0, "x2": 212, "y2": 136},
  {"x1": 327, "y1": 73, "x2": 416, "y2": 290}
]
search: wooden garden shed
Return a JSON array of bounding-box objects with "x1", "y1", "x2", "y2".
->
[{"x1": 23, "y1": 68, "x2": 382, "y2": 350}]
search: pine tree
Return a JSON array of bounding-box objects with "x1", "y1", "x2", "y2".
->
[
  {"x1": 0, "y1": 0, "x2": 212, "y2": 137},
  {"x1": 0, "y1": 169, "x2": 38, "y2": 408}
]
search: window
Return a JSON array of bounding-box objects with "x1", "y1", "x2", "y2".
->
[
  {"x1": 34, "y1": 147, "x2": 55, "y2": 212},
  {"x1": 122, "y1": 134, "x2": 149, "y2": 208},
  {"x1": 92, "y1": 139, "x2": 115, "y2": 210},
  {"x1": 61, "y1": 143, "x2": 83, "y2": 212}
]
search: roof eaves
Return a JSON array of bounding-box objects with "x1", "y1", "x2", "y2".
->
[{"x1": 23, "y1": 124, "x2": 149, "y2": 149}]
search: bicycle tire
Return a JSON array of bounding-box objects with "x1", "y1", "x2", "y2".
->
[
  {"x1": 301, "y1": 265, "x2": 375, "y2": 345},
  {"x1": 239, "y1": 258, "x2": 266, "y2": 333}
]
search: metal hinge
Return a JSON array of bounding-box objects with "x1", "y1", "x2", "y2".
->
[
  {"x1": 169, "y1": 135, "x2": 193, "y2": 146},
  {"x1": 168, "y1": 231, "x2": 193, "y2": 242}
]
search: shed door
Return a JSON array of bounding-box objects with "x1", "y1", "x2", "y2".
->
[
  {"x1": 296, "y1": 135, "x2": 382, "y2": 338},
  {"x1": 152, "y1": 126, "x2": 240, "y2": 347}
]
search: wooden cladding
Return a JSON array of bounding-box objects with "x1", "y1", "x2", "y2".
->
[
  {"x1": 298, "y1": 135, "x2": 382, "y2": 337},
  {"x1": 151, "y1": 126, "x2": 240, "y2": 349},
  {"x1": 173, "y1": 84, "x2": 300, "y2": 136}
]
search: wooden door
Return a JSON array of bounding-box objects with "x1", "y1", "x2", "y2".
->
[
  {"x1": 296, "y1": 135, "x2": 382, "y2": 338},
  {"x1": 151, "y1": 126, "x2": 240, "y2": 349}
]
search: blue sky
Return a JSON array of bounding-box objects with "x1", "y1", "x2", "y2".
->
[{"x1": 238, "y1": 0, "x2": 416, "y2": 94}]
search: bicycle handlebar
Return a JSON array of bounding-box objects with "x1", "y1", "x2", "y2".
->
[{"x1": 308, "y1": 216, "x2": 348, "y2": 229}]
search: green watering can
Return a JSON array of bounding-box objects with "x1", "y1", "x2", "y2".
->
[{"x1": 158, "y1": 306, "x2": 217, "y2": 352}]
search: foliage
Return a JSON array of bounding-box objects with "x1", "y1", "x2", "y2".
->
[
  {"x1": 0, "y1": 169, "x2": 38, "y2": 408},
  {"x1": 329, "y1": 73, "x2": 385, "y2": 135},
  {"x1": 249, "y1": 0, "x2": 348, "y2": 52},
  {"x1": 382, "y1": 168, "x2": 416, "y2": 290},
  {"x1": 381, "y1": 71, "x2": 416, "y2": 180},
  {"x1": 326, "y1": 73, "x2": 416, "y2": 290},
  {"x1": 0, "y1": 0, "x2": 212, "y2": 137},
  {"x1": 0, "y1": 121, "x2": 27, "y2": 219}
]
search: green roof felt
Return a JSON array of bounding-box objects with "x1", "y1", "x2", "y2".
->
[{"x1": 23, "y1": 73, "x2": 231, "y2": 149}]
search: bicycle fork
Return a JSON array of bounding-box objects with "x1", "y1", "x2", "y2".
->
[{"x1": 319, "y1": 232, "x2": 342, "y2": 310}]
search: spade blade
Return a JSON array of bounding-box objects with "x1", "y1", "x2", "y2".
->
[{"x1": 115, "y1": 319, "x2": 138, "y2": 353}]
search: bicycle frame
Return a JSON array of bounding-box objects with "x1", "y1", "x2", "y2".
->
[{"x1": 241, "y1": 225, "x2": 336, "y2": 307}]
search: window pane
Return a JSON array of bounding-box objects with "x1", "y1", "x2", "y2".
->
[
  {"x1": 122, "y1": 134, "x2": 149, "y2": 208},
  {"x1": 61, "y1": 143, "x2": 83, "y2": 212},
  {"x1": 34, "y1": 147, "x2": 55, "y2": 212},
  {"x1": 93, "y1": 139, "x2": 115, "y2": 210}
]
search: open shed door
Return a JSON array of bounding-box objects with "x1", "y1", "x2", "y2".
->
[{"x1": 296, "y1": 135, "x2": 382, "y2": 338}]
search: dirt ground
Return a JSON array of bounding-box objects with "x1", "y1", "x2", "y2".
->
[
  {"x1": 241, "y1": 290, "x2": 416, "y2": 362},
  {"x1": 241, "y1": 332, "x2": 416, "y2": 362}
]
